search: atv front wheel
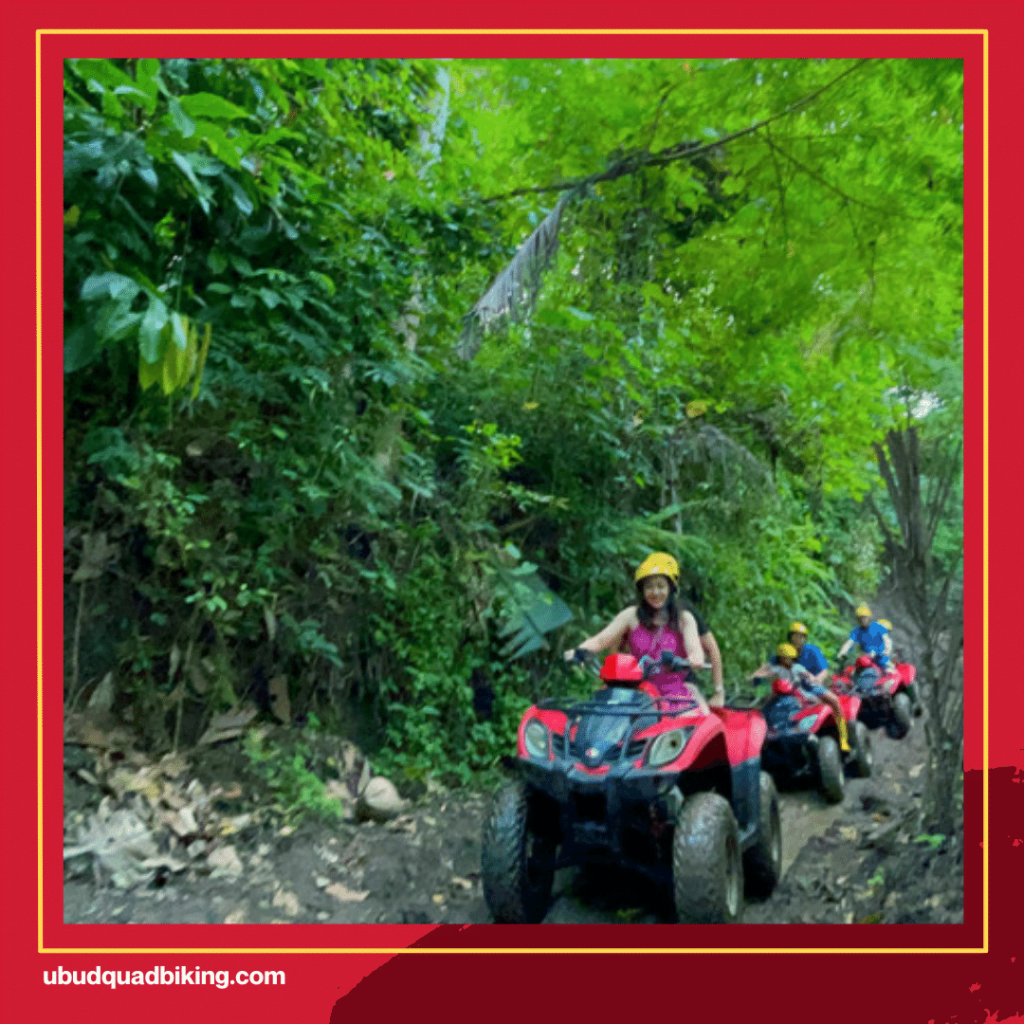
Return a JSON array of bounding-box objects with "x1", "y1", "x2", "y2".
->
[
  {"x1": 887, "y1": 691, "x2": 913, "y2": 739},
  {"x1": 743, "y1": 771, "x2": 782, "y2": 898},
  {"x1": 481, "y1": 782, "x2": 556, "y2": 924},
  {"x1": 849, "y1": 721, "x2": 873, "y2": 778},
  {"x1": 671, "y1": 792, "x2": 743, "y2": 923},
  {"x1": 817, "y1": 735, "x2": 845, "y2": 804}
]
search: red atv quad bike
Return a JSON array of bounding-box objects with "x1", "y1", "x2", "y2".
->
[
  {"x1": 480, "y1": 650, "x2": 783, "y2": 924},
  {"x1": 760, "y1": 674, "x2": 872, "y2": 804},
  {"x1": 833, "y1": 655, "x2": 919, "y2": 739}
]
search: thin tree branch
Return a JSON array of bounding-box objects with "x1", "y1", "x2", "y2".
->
[
  {"x1": 764, "y1": 122, "x2": 790, "y2": 249},
  {"x1": 481, "y1": 59, "x2": 871, "y2": 204},
  {"x1": 762, "y1": 135, "x2": 907, "y2": 218}
]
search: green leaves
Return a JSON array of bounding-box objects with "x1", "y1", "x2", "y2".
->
[
  {"x1": 167, "y1": 96, "x2": 196, "y2": 138},
  {"x1": 80, "y1": 272, "x2": 140, "y2": 303},
  {"x1": 137, "y1": 315, "x2": 211, "y2": 398},
  {"x1": 178, "y1": 92, "x2": 249, "y2": 121},
  {"x1": 138, "y1": 296, "x2": 169, "y2": 363},
  {"x1": 61, "y1": 57, "x2": 961, "y2": 780},
  {"x1": 170, "y1": 151, "x2": 213, "y2": 213}
]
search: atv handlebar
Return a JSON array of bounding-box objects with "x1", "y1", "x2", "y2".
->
[
  {"x1": 565, "y1": 648, "x2": 705, "y2": 680},
  {"x1": 657, "y1": 649, "x2": 707, "y2": 673}
]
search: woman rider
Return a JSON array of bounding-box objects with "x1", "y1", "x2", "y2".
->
[{"x1": 563, "y1": 553, "x2": 712, "y2": 712}]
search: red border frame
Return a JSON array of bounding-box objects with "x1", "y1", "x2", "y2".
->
[{"x1": 8, "y1": 4, "x2": 1020, "y2": 1020}]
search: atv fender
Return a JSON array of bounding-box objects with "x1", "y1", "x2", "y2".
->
[
  {"x1": 710, "y1": 708, "x2": 767, "y2": 839},
  {"x1": 837, "y1": 693, "x2": 861, "y2": 722},
  {"x1": 712, "y1": 707, "x2": 767, "y2": 764},
  {"x1": 803, "y1": 704, "x2": 834, "y2": 734},
  {"x1": 670, "y1": 716, "x2": 731, "y2": 776}
]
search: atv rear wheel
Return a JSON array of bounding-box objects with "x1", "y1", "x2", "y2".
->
[
  {"x1": 887, "y1": 691, "x2": 913, "y2": 739},
  {"x1": 671, "y1": 792, "x2": 744, "y2": 923},
  {"x1": 817, "y1": 735, "x2": 845, "y2": 804},
  {"x1": 481, "y1": 782, "x2": 556, "y2": 924},
  {"x1": 743, "y1": 771, "x2": 782, "y2": 898},
  {"x1": 849, "y1": 721, "x2": 873, "y2": 778}
]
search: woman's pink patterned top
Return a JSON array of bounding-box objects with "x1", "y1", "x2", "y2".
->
[{"x1": 626, "y1": 621, "x2": 699, "y2": 708}]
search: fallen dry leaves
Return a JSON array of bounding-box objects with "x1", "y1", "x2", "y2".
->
[{"x1": 325, "y1": 882, "x2": 369, "y2": 903}]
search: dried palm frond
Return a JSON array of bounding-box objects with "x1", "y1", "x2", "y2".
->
[
  {"x1": 684, "y1": 423, "x2": 771, "y2": 486},
  {"x1": 458, "y1": 192, "x2": 576, "y2": 360}
]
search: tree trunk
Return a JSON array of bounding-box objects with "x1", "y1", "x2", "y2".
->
[{"x1": 874, "y1": 427, "x2": 963, "y2": 836}]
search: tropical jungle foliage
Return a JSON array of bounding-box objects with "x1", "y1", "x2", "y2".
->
[{"x1": 63, "y1": 57, "x2": 964, "y2": 796}]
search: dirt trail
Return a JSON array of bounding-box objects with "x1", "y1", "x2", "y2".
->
[{"x1": 65, "y1": 708, "x2": 947, "y2": 927}]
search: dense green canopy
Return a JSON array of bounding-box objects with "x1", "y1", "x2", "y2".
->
[{"x1": 63, "y1": 57, "x2": 963, "y2": 785}]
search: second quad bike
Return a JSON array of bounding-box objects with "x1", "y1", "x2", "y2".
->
[
  {"x1": 833, "y1": 655, "x2": 919, "y2": 739},
  {"x1": 760, "y1": 674, "x2": 872, "y2": 804},
  {"x1": 481, "y1": 650, "x2": 783, "y2": 924}
]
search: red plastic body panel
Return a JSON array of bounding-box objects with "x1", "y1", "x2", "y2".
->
[
  {"x1": 837, "y1": 693, "x2": 861, "y2": 722},
  {"x1": 515, "y1": 706, "x2": 567, "y2": 760},
  {"x1": 793, "y1": 704, "x2": 833, "y2": 734},
  {"x1": 635, "y1": 707, "x2": 763, "y2": 773},
  {"x1": 629, "y1": 713, "x2": 726, "y2": 774},
  {"x1": 712, "y1": 707, "x2": 767, "y2": 765}
]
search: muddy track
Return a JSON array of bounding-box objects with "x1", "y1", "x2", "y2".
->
[{"x1": 64, "y1": 712, "x2": 935, "y2": 927}]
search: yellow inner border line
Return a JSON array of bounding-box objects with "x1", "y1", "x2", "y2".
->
[{"x1": 37, "y1": 34, "x2": 983, "y2": 958}]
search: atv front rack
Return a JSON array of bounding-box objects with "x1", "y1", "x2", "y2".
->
[{"x1": 537, "y1": 695, "x2": 702, "y2": 718}]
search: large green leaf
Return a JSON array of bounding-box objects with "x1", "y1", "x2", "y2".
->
[
  {"x1": 138, "y1": 296, "x2": 169, "y2": 363},
  {"x1": 179, "y1": 92, "x2": 250, "y2": 121},
  {"x1": 496, "y1": 572, "x2": 574, "y2": 660}
]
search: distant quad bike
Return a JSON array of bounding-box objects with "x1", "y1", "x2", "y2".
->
[
  {"x1": 760, "y1": 674, "x2": 872, "y2": 805},
  {"x1": 833, "y1": 654, "x2": 919, "y2": 739},
  {"x1": 481, "y1": 650, "x2": 782, "y2": 924}
]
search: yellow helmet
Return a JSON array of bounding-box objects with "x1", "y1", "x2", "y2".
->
[
  {"x1": 776, "y1": 642, "x2": 798, "y2": 659},
  {"x1": 788, "y1": 621, "x2": 809, "y2": 637},
  {"x1": 855, "y1": 604, "x2": 872, "y2": 618},
  {"x1": 878, "y1": 618, "x2": 892, "y2": 631},
  {"x1": 634, "y1": 552, "x2": 679, "y2": 587}
]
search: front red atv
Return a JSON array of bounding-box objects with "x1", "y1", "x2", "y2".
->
[
  {"x1": 481, "y1": 651, "x2": 782, "y2": 924},
  {"x1": 760, "y1": 675, "x2": 872, "y2": 804},
  {"x1": 833, "y1": 655, "x2": 918, "y2": 739}
]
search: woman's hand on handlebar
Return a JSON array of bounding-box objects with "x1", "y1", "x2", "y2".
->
[{"x1": 658, "y1": 649, "x2": 704, "y2": 673}]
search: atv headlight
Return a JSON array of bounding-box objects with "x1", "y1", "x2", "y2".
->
[
  {"x1": 796, "y1": 715, "x2": 817, "y2": 732},
  {"x1": 647, "y1": 727, "x2": 693, "y2": 768},
  {"x1": 524, "y1": 718, "x2": 549, "y2": 759}
]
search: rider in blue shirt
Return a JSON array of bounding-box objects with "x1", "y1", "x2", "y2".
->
[
  {"x1": 786, "y1": 620, "x2": 829, "y2": 683},
  {"x1": 752, "y1": 624, "x2": 850, "y2": 752},
  {"x1": 837, "y1": 605, "x2": 891, "y2": 669},
  {"x1": 758, "y1": 643, "x2": 850, "y2": 752}
]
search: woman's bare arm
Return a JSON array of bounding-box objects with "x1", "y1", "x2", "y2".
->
[
  {"x1": 678, "y1": 610, "x2": 705, "y2": 669},
  {"x1": 702, "y1": 630, "x2": 725, "y2": 706},
  {"x1": 564, "y1": 606, "x2": 636, "y2": 660}
]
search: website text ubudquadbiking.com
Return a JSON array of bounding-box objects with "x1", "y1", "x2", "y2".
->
[{"x1": 43, "y1": 966, "x2": 285, "y2": 990}]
